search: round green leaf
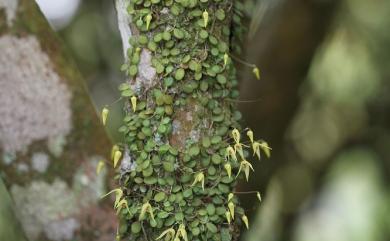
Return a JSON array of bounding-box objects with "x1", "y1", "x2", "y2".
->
[
  {"x1": 206, "y1": 204, "x2": 215, "y2": 216},
  {"x1": 153, "y1": 33, "x2": 162, "y2": 42},
  {"x1": 121, "y1": 89, "x2": 134, "y2": 97},
  {"x1": 200, "y1": 29, "x2": 208, "y2": 39},
  {"x1": 158, "y1": 124, "x2": 167, "y2": 133},
  {"x1": 211, "y1": 136, "x2": 222, "y2": 144},
  {"x1": 144, "y1": 176, "x2": 157, "y2": 185},
  {"x1": 217, "y1": 74, "x2": 227, "y2": 84},
  {"x1": 129, "y1": 65, "x2": 138, "y2": 76},
  {"x1": 163, "y1": 162, "x2": 174, "y2": 172},
  {"x1": 202, "y1": 137, "x2": 211, "y2": 148},
  {"x1": 131, "y1": 222, "x2": 141, "y2": 234},
  {"x1": 191, "y1": 227, "x2": 200, "y2": 236},
  {"x1": 216, "y1": 9, "x2": 225, "y2": 21},
  {"x1": 173, "y1": 28, "x2": 184, "y2": 39},
  {"x1": 175, "y1": 68, "x2": 185, "y2": 80},
  {"x1": 138, "y1": 35, "x2": 148, "y2": 45},
  {"x1": 154, "y1": 192, "x2": 166, "y2": 202},
  {"x1": 162, "y1": 31, "x2": 171, "y2": 41},
  {"x1": 189, "y1": 145, "x2": 200, "y2": 156},
  {"x1": 183, "y1": 189, "x2": 193, "y2": 198},
  {"x1": 206, "y1": 222, "x2": 218, "y2": 233}
]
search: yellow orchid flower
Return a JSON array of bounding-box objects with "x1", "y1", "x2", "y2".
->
[
  {"x1": 252, "y1": 142, "x2": 261, "y2": 160},
  {"x1": 246, "y1": 129, "x2": 254, "y2": 144},
  {"x1": 96, "y1": 160, "x2": 105, "y2": 175},
  {"x1": 234, "y1": 143, "x2": 245, "y2": 160},
  {"x1": 228, "y1": 193, "x2": 234, "y2": 201},
  {"x1": 113, "y1": 150, "x2": 122, "y2": 168},
  {"x1": 202, "y1": 10, "x2": 208, "y2": 28},
  {"x1": 224, "y1": 53, "x2": 229, "y2": 67},
  {"x1": 242, "y1": 215, "x2": 249, "y2": 229},
  {"x1": 224, "y1": 163, "x2": 232, "y2": 179},
  {"x1": 228, "y1": 202, "x2": 235, "y2": 220},
  {"x1": 252, "y1": 66, "x2": 260, "y2": 80},
  {"x1": 259, "y1": 141, "x2": 271, "y2": 158},
  {"x1": 237, "y1": 160, "x2": 254, "y2": 181},
  {"x1": 131, "y1": 96, "x2": 137, "y2": 112},
  {"x1": 225, "y1": 146, "x2": 237, "y2": 161},
  {"x1": 145, "y1": 14, "x2": 152, "y2": 30},
  {"x1": 176, "y1": 224, "x2": 188, "y2": 241},
  {"x1": 156, "y1": 228, "x2": 176, "y2": 240},
  {"x1": 101, "y1": 107, "x2": 109, "y2": 126},
  {"x1": 111, "y1": 144, "x2": 119, "y2": 160},
  {"x1": 257, "y1": 192, "x2": 262, "y2": 202},
  {"x1": 139, "y1": 202, "x2": 155, "y2": 221},
  {"x1": 191, "y1": 172, "x2": 205, "y2": 190},
  {"x1": 101, "y1": 188, "x2": 123, "y2": 208},
  {"x1": 225, "y1": 211, "x2": 231, "y2": 224},
  {"x1": 231, "y1": 128, "x2": 241, "y2": 144},
  {"x1": 252, "y1": 141, "x2": 272, "y2": 160},
  {"x1": 115, "y1": 199, "x2": 130, "y2": 214}
]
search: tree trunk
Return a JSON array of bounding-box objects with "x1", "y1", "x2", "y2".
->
[
  {"x1": 0, "y1": 179, "x2": 27, "y2": 241},
  {"x1": 0, "y1": 1, "x2": 116, "y2": 241},
  {"x1": 237, "y1": 0, "x2": 340, "y2": 240},
  {"x1": 113, "y1": 0, "x2": 253, "y2": 240},
  {"x1": 238, "y1": 0, "x2": 339, "y2": 214}
]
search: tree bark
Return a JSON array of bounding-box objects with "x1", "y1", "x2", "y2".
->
[
  {"x1": 238, "y1": 0, "x2": 339, "y2": 208},
  {"x1": 113, "y1": 0, "x2": 251, "y2": 240},
  {"x1": 0, "y1": 179, "x2": 27, "y2": 241},
  {"x1": 0, "y1": 1, "x2": 116, "y2": 241},
  {"x1": 237, "y1": 0, "x2": 340, "y2": 240}
]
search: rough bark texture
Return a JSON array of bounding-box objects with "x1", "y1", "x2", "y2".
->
[{"x1": 0, "y1": 1, "x2": 116, "y2": 240}]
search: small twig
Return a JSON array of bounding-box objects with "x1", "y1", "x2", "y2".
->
[
  {"x1": 225, "y1": 97, "x2": 263, "y2": 103},
  {"x1": 233, "y1": 191, "x2": 259, "y2": 194},
  {"x1": 141, "y1": 222, "x2": 150, "y2": 241},
  {"x1": 229, "y1": 54, "x2": 256, "y2": 68},
  {"x1": 106, "y1": 96, "x2": 123, "y2": 107}
]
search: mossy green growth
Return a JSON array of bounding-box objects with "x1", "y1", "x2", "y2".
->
[{"x1": 110, "y1": 0, "x2": 270, "y2": 241}]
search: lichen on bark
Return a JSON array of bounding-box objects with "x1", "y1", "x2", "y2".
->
[
  {"x1": 0, "y1": 35, "x2": 72, "y2": 154},
  {"x1": 0, "y1": 1, "x2": 116, "y2": 240},
  {"x1": 0, "y1": 0, "x2": 18, "y2": 26}
]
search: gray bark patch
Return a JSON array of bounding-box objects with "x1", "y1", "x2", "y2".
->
[
  {"x1": 116, "y1": 0, "x2": 133, "y2": 60},
  {"x1": 0, "y1": 35, "x2": 72, "y2": 154},
  {"x1": 31, "y1": 152, "x2": 50, "y2": 173},
  {"x1": 0, "y1": 0, "x2": 18, "y2": 26},
  {"x1": 10, "y1": 157, "x2": 108, "y2": 241},
  {"x1": 10, "y1": 179, "x2": 80, "y2": 241},
  {"x1": 134, "y1": 49, "x2": 157, "y2": 89}
]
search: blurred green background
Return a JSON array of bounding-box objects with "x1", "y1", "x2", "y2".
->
[{"x1": 2, "y1": 0, "x2": 390, "y2": 240}]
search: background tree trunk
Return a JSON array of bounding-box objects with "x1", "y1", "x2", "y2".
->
[
  {"x1": 237, "y1": 0, "x2": 340, "y2": 240},
  {"x1": 239, "y1": 0, "x2": 339, "y2": 209},
  {"x1": 0, "y1": 1, "x2": 116, "y2": 240}
]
